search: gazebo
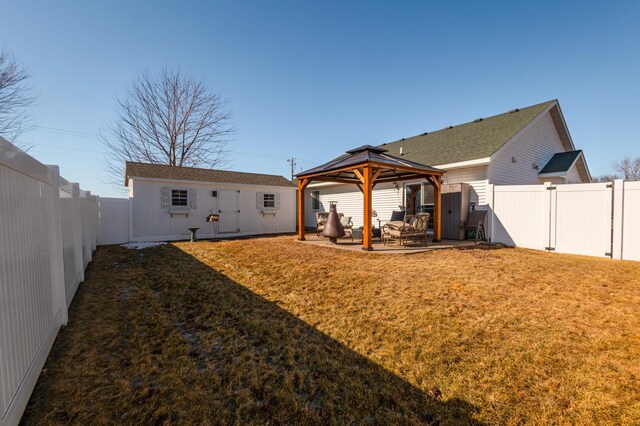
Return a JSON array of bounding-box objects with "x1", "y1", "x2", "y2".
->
[{"x1": 296, "y1": 145, "x2": 445, "y2": 251}]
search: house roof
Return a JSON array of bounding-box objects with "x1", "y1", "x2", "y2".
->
[
  {"x1": 538, "y1": 150, "x2": 583, "y2": 175},
  {"x1": 378, "y1": 100, "x2": 558, "y2": 166},
  {"x1": 124, "y1": 162, "x2": 295, "y2": 187},
  {"x1": 296, "y1": 145, "x2": 443, "y2": 180}
]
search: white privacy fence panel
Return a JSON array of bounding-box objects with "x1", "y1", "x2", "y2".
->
[
  {"x1": 551, "y1": 183, "x2": 612, "y2": 258},
  {"x1": 59, "y1": 181, "x2": 85, "y2": 306},
  {"x1": 98, "y1": 198, "x2": 129, "y2": 245},
  {"x1": 0, "y1": 137, "x2": 99, "y2": 426},
  {"x1": 621, "y1": 181, "x2": 640, "y2": 261},
  {"x1": 489, "y1": 181, "x2": 640, "y2": 260},
  {"x1": 489, "y1": 184, "x2": 548, "y2": 250}
]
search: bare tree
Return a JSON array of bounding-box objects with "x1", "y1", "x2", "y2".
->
[
  {"x1": 612, "y1": 156, "x2": 640, "y2": 181},
  {"x1": 591, "y1": 174, "x2": 620, "y2": 183},
  {"x1": 0, "y1": 50, "x2": 36, "y2": 146},
  {"x1": 102, "y1": 69, "x2": 234, "y2": 185}
]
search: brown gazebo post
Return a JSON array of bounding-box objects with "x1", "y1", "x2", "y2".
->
[
  {"x1": 297, "y1": 178, "x2": 309, "y2": 240},
  {"x1": 295, "y1": 145, "x2": 445, "y2": 251},
  {"x1": 433, "y1": 175, "x2": 442, "y2": 242},
  {"x1": 362, "y1": 165, "x2": 373, "y2": 251}
]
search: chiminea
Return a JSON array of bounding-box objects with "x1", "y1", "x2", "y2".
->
[{"x1": 322, "y1": 201, "x2": 345, "y2": 244}]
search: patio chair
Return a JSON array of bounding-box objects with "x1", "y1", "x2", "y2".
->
[
  {"x1": 316, "y1": 212, "x2": 329, "y2": 236},
  {"x1": 340, "y1": 215, "x2": 354, "y2": 241},
  {"x1": 462, "y1": 210, "x2": 487, "y2": 243},
  {"x1": 382, "y1": 213, "x2": 430, "y2": 246}
]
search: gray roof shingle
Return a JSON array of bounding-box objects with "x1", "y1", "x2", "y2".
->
[
  {"x1": 378, "y1": 100, "x2": 557, "y2": 166},
  {"x1": 538, "y1": 150, "x2": 583, "y2": 175},
  {"x1": 297, "y1": 145, "x2": 443, "y2": 178},
  {"x1": 125, "y1": 162, "x2": 295, "y2": 187}
]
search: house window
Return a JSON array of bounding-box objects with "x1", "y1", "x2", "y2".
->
[
  {"x1": 263, "y1": 193, "x2": 275, "y2": 208},
  {"x1": 311, "y1": 190, "x2": 320, "y2": 210},
  {"x1": 172, "y1": 189, "x2": 189, "y2": 206}
]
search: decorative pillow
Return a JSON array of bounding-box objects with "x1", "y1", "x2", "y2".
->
[{"x1": 390, "y1": 210, "x2": 405, "y2": 222}]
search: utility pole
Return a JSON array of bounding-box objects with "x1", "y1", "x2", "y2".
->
[{"x1": 287, "y1": 157, "x2": 297, "y2": 181}]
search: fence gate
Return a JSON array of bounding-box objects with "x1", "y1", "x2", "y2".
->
[
  {"x1": 620, "y1": 181, "x2": 640, "y2": 260},
  {"x1": 549, "y1": 183, "x2": 613, "y2": 258},
  {"x1": 217, "y1": 189, "x2": 240, "y2": 233}
]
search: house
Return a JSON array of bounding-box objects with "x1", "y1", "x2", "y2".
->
[
  {"x1": 125, "y1": 162, "x2": 296, "y2": 242},
  {"x1": 303, "y1": 99, "x2": 591, "y2": 229}
]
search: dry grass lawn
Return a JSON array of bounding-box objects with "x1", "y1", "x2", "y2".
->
[{"x1": 22, "y1": 236, "x2": 640, "y2": 425}]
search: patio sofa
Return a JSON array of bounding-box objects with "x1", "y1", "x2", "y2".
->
[{"x1": 382, "y1": 213, "x2": 430, "y2": 246}]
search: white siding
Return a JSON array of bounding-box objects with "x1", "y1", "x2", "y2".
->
[
  {"x1": 303, "y1": 167, "x2": 487, "y2": 228},
  {"x1": 443, "y1": 166, "x2": 488, "y2": 206},
  {"x1": 304, "y1": 182, "x2": 404, "y2": 228},
  {"x1": 566, "y1": 162, "x2": 582, "y2": 184},
  {"x1": 130, "y1": 178, "x2": 296, "y2": 241},
  {"x1": 489, "y1": 111, "x2": 581, "y2": 185}
]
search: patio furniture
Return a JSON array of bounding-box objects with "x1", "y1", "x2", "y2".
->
[
  {"x1": 316, "y1": 212, "x2": 329, "y2": 236},
  {"x1": 340, "y1": 215, "x2": 354, "y2": 241},
  {"x1": 462, "y1": 210, "x2": 487, "y2": 243},
  {"x1": 382, "y1": 213, "x2": 430, "y2": 246},
  {"x1": 355, "y1": 225, "x2": 381, "y2": 242},
  {"x1": 389, "y1": 210, "x2": 406, "y2": 222}
]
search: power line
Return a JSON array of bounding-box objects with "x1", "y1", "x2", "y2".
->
[{"x1": 30, "y1": 125, "x2": 319, "y2": 165}]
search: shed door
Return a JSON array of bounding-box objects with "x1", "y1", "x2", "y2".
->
[{"x1": 218, "y1": 190, "x2": 240, "y2": 233}]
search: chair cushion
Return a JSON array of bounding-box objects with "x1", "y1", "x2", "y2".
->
[
  {"x1": 340, "y1": 216, "x2": 352, "y2": 227},
  {"x1": 385, "y1": 221, "x2": 414, "y2": 231}
]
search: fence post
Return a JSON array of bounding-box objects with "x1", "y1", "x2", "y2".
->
[
  {"x1": 71, "y1": 183, "x2": 85, "y2": 284},
  {"x1": 47, "y1": 165, "x2": 68, "y2": 326},
  {"x1": 486, "y1": 184, "x2": 494, "y2": 242},
  {"x1": 612, "y1": 179, "x2": 624, "y2": 260},
  {"x1": 543, "y1": 182, "x2": 554, "y2": 251},
  {"x1": 128, "y1": 185, "x2": 134, "y2": 243}
]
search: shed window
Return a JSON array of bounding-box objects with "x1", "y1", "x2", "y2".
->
[
  {"x1": 311, "y1": 190, "x2": 320, "y2": 210},
  {"x1": 172, "y1": 189, "x2": 189, "y2": 206},
  {"x1": 263, "y1": 193, "x2": 275, "y2": 208}
]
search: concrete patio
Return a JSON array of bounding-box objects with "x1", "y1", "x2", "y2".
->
[{"x1": 298, "y1": 234, "x2": 479, "y2": 254}]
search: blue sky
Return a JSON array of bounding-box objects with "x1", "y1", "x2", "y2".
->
[{"x1": 2, "y1": 1, "x2": 639, "y2": 197}]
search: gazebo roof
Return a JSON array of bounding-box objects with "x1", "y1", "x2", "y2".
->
[{"x1": 296, "y1": 145, "x2": 444, "y2": 184}]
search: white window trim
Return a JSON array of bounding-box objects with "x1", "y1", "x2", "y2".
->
[
  {"x1": 263, "y1": 193, "x2": 276, "y2": 208},
  {"x1": 171, "y1": 188, "x2": 190, "y2": 208},
  {"x1": 311, "y1": 190, "x2": 321, "y2": 210}
]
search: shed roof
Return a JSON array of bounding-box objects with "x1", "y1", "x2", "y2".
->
[
  {"x1": 538, "y1": 150, "x2": 583, "y2": 175},
  {"x1": 125, "y1": 162, "x2": 295, "y2": 187},
  {"x1": 379, "y1": 100, "x2": 557, "y2": 166}
]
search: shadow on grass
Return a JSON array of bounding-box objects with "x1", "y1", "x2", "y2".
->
[{"x1": 23, "y1": 244, "x2": 483, "y2": 425}]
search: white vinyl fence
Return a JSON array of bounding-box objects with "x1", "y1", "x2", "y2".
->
[
  {"x1": 98, "y1": 197, "x2": 129, "y2": 245},
  {"x1": 489, "y1": 180, "x2": 639, "y2": 261},
  {"x1": 0, "y1": 137, "x2": 99, "y2": 426}
]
